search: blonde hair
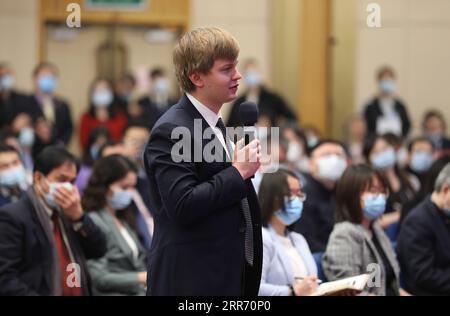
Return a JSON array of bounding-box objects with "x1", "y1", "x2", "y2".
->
[{"x1": 173, "y1": 27, "x2": 240, "y2": 93}]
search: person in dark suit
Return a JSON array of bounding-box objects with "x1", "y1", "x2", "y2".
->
[
  {"x1": 23, "y1": 62, "x2": 73, "y2": 147},
  {"x1": 363, "y1": 66, "x2": 411, "y2": 138},
  {"x1": 144, "y1": 27, "x2": 263, "y2": 296},
  {"x1": 0, "y1": 146, "x2": 106, "y2": 296},
  {"x1": 227, "y1": 59, "x2": 296, "y2": 128},
  {"x1": 0, "y1": 63, "x2": 30, "y2": 131},
  {"x1": 422, "y1": 110, "x2": 450, "y2": 156},
  {"x1": 397, "y1": 162, "x2": 450, "y2": 296}
]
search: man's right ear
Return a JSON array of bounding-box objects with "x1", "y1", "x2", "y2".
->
[{"x1": 188, "y1": 72, "x2": 204, "y2": 89}]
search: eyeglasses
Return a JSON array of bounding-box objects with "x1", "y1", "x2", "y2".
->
[{"x1": 288, "y1": 191, "x2": 307, "y2": 202}]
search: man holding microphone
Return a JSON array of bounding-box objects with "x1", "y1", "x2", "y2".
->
[{"x1": 144, "y1": 27, "x2": 263, "y2": 296}]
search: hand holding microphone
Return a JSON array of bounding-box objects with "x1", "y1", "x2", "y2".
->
[{"x1": 232, "y1": 101, "x2": 261, "y2": 180}]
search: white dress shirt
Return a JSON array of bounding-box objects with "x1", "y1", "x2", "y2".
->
[{"x1": 186, "y1": 93, "x2": 232, "y2": 159}]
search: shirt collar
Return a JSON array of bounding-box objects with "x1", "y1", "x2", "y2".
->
[{"x1": 186, "y1": 93, "x2": 221, "y2": 129}]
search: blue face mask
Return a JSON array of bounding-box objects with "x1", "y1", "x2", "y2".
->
[
  {"x1": 92, "y1": 90, "x2": 113, "y2": 107},
  {"x1": 153, "y1": 78, "x2": 170, "y2": 94},
  {"x1": 108, "y1": 189, "x2": 133, "y2": 210},
  {"x1": 275, "y1": 196, "x2": 304, "y2": 226},
  {"x1": 0, "y1": 75, "x2": 14, "y2": 91},
  {"x1": 410, "y1": 151, "x2": 434, "y2": 173},
  {"x1": 244, "y1": 71, "x2": 261, "y2": 88},
  {"x1": 38, "y1": 75, "x2": 57, "y2": 94},
  {"x1": 19, "y1": 127, "x2": 35, "y2": 147},
  {"x1": 90, "y1": 144, "x2": 101, "y2": 160},
  {"x1": 0, "y1": 166, "x2": 27, "y2": 188},
  {"x1": 362, "y1": 194, "x2": 386, "y2": 220},
  {"x1": 379, "y1": 79, "x2": 395, "y2": 94},
  {"x1": 371, "y1": 148, "x2": 396, "y2": 170}
]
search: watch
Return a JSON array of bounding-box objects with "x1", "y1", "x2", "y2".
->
[{"x1": 72, "y1": 214, "x2": 85, "y2": 233}]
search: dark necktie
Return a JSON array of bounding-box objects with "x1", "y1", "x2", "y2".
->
[{"x1": 216, "y1": 118, "x2": 254, "y2": 266}]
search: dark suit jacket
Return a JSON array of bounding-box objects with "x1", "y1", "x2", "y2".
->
[
  {"x1": 227, "y1": 87, "x2": 296, "y2": 128},
  {"x1": 363, "y1": 97, "x2": 411, "y2": 137},
  {"x1": 397, "y1": 196, "x2": 450, "y2": 296},
  {"x1": 0, "y1": 193, "x2": 107, "y2": 295},
  {"x1": 292, "y1": 173, "x2": 335, "y2": 253},
  {"x1": 24, "y1": 95, "x2": 73, "y2": 145},
  {"x1": 0, "y1": 188, "x2": 26, "y2": 208},
  {"x1": 144, "y1": 95, "x2": 263, "y2": 296}
]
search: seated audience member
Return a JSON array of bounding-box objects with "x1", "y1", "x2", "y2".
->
[
  {"x1": 0, "y1": 129, "x2": 34, "y2": 173},
  {"x1": 322, "y1": 164, "x2": 402, "y2": 296},
  {"x1": 0, "y1": 63, "x2": 30, "y2": 131},
  {"x1": 292, "y1": 140, "x2": 348, "y2": 253},
  {"x1": 0, "y1": 144, "x2": 28, "y2": 207},
  {"x1": 79, "y1": 78, "x2": 128, "y2": 151},
  {"x1": 405, "y1": 137, "x2": 436, "y2": 191},
  {"x1": 226, "y1": 59, "x2": 296, "y2": 128},
  {"x1": 397, "y1": 162, "x2": 450, "y2": 296},
  {"x1": 363, "y1": 134, "x2": 416, "y2": 231},
  {"x1": 343, "y1": 114, "x2": 367, "y2": 165},
  {"x1": 303, "y1": 125, "x2": 322, "y2": 149},
  {"x1": 0, "y1": 146, "x2": 106, "y2": 295},
  {"x1": 363, "y1": 66, "x2": 411, "y2": 138},
  {"x1": 281, "y1": 122, "x2": 310, "y2": 174},
  {"x1": 32, "y1": 117, "x2": 59, "y2": 159},
  {"x1": 138, "y1": 68, "x2": 177, "y2": 130},
  {"x1": 114, "y1": 73, "x2": 136, "y2": 113},
  {"x1": 76, "y1": 127, "x2": 111, "y2": 194},
  {"x1": 25, "y1": 62, "x2": 73, "y2": 146},
  {"x1": 258, "y1": 169, "x2": 318, "y2": 296},
  {"x1": 122, "y1": 120, "x2": 154, "y2": 250},
  {"x1": 422, "y1": 110, "x2": 450, "y2": 155},
  {"x1": 401, "y1": 155, "x2": 450, "y2": 224},
  {"x1": 82, "y1": 155, "x2": 147, "y2": 296}
]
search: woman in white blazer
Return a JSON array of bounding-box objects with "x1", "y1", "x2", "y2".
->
[{"x1": 258, "y1": 169, "x2": 318, "y2": 296}]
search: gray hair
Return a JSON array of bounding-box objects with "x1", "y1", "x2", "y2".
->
[{"x1": 434, "y1": 162, "x2": 450, "y2": 192}]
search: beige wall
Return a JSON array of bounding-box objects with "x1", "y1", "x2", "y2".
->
[
  {"x1": 330, "y1": 0, "x2": 357, "y2": 140},
  {"x1": 355, "y1": 0, "x2": 450, "y2": 137},
  {"x1": 271, "y1": 0, "x2": 301, "y2": 114},
  {"x1": 0, "y1": 0, "x2": 38, "y2": 91},
  {"x1": 191, "y1": 0, "x2": 273, "y2": 119}
]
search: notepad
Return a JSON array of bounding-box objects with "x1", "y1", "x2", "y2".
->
[{"x1": 311, "y1": 274, "x2": 371, "y2": 296}]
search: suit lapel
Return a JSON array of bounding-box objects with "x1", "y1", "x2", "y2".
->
[{"x1": 180, "y1": 94, "x2": 231, "y2": 168}]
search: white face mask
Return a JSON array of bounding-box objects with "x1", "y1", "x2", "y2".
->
[
  {"x1": 287, "y1": 142, "x2": 303, "y2": 163},
  {"x1": 316, "y1": 154, "x2": 347, "y2": 181}
]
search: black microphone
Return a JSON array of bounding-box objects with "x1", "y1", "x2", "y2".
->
[{"x1": 239, "y1": 101, "x2": 259, "y2": 146}]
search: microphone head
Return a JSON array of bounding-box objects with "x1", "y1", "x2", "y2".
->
[{"x1": 239, "y1": 101, "x2": 258, "y2": 126}]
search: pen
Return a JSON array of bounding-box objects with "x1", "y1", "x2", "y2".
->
[{"x1": 295, "y1": 277, "x2": 323, "y2": 284}]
